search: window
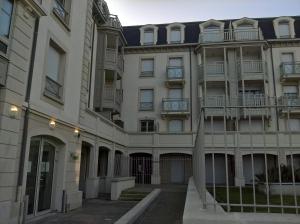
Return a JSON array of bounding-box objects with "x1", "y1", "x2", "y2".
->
[
  {"x1": 168, "y1": 57, "x2": 183, "y2": 79},
  {"x1": 278, "y1": 21, "x2": 290, "y2": 38},
  {"x1": 0, "y1": 0, "x2": 13, "y2": 38},
  {"x1": 281, "y1": 53, "x2": 294, "y2": 74},
  {"x1": 53, "y1": 0, "x2": 70, "y2": 25},
  {"x1": 170, "y1": 27, "x2": 181, "y2": 43},
  {"x1": 140, "y1": 119, "x2": 155, "y2": 132},
  {"x1": 169, "y1": 88, "x2": 183, "y2": 98},
  {"x1": 144, "y1": 28, "x2": 154, "y2": 45},
  {"x1": 45, "y1": 41, "x2": 64, "y2": 100},
  {"x1": 168, "y1": 120, "x2": 183, "y2": 133},
  {"x1": 140, "y1": 89, "x2": 154, "y2": 111},
  {"x1": 287, "y1": 119, "x2": 300, "y2": 131},
  {"x1": 141, "y1": 58, "x2": 154, "y2": 77}
]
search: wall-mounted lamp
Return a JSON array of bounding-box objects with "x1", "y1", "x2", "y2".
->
[
  {"x1": 49, "y1": 120, "x2": 56, "y2": 129},
  {"x1": 74, "y1": 128, "x2": 80, "y2": 138},
  {"x1": 9, "y1": 105, "x2": 19, "y2": 118}
]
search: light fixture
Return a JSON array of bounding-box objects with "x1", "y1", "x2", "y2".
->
[
  {"x1": 9, "y1": 105, "x2": 18, "y2": 118},
  {"x1": 49, "y1": 120, "x2": 56, "y2": 129},
  {"x1": 74, "y1": 128, "x2": 80, "y2": 138}
]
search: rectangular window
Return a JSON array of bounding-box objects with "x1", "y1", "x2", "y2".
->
[
  {"x1": 287, "y1": 119, "x2": 300, "y2": 131},
  {"x1": 45, "y1": 41, "x2": 64, "y2": 100},
  {"x1": 169, "y1": 88, "x2": 183, "y2": 98},
  {"x1": 141, "y1": 58, "x2": 154, "y2": 76},
  {"x1": 140, "y1": 120, "x2": 155, "y2": 132},
  {"x1": 144, "y1": 29, "x2": 154, "y2": 45},
  {"x1": 170, "y1": 28, "x2": 181, "y2": 43},
  {"x1": 281, "y1": 53, "x2": 294, "y2": 74},
  {"x1": 278, "y1": 22, "x2": 290, "y2": 38},
  {"x1": 140, "y1": 89, "x2": 154, "y2": 111},
  {"x1": 168, "y1": 120, "x2": 183, "y2": 133},
  {"x1": 0, "y1": 0, "x2": 13, "y2": 38},
  {"x1": 168, "y1": 57, "x2": 183, "y2": 79},
  {"x1": 53, "y1": 0, "x2": 70, "y2": 25}
]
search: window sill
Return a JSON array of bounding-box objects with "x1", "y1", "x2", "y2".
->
[
  {"x1": 43, "y1": 91, "x2": 64, "y2": 105},
  {"x1": 139, "y1": 109, "x2": 154, "y2": 112},
  {"x1": 52, "y1": 10, "x2": 71, "y2": 32},
  {"x1": 140, "y1": 73, "x2": 154, "y2": 78}
]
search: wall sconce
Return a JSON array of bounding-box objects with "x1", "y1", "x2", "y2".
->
[
  {"x1": 9, "y1": 105, "x2": 18, "y2": 118},
  {"x1": 74, "y1": 128, "x2": 80, "y2": 138},
  {"x1": 49, "y1": 120, "x2": 56, "y2": 129}
]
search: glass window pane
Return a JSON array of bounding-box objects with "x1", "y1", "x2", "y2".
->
[
  {"x1": 169, "y1": 58, "x2": 182, "y2": 67},
  {"x1": 47, "y1": 45, "x2": 61, "y2": 81},
  {"x1": 142, "y1": 59, "x2": 154, "y2": 73},
  {"x1": 144, "y1": 30, "x2": 154, "y2": 44},
  {"x1": 170, "y1": 29, "x2": 181, "y2": 42},
  {"x1": 141, "y1": 89, "x2": 153, "y2": 102},
  {"x1": 0, "y1": 0, "x2": 13, "y2": 37},
  {"x1": 169, "y1": 120, "x2": 183, "y2": 132},
  {"x1": 279, "y1": 23, "x2": 290, "y2": 37}
]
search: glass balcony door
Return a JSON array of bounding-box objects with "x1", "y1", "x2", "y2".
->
[{"x1": 26, "y1": 137, "x2": 56, "y2": 216}]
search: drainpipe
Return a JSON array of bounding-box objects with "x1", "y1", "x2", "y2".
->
[
  {"x1": 269, "y1": 43, "x2": 279, "y2": 131},
  {"x1": 189, "y1": 47, "x2": 193, "y2": 132},
  {"x1": 88, "y1": 21, "x2": 96, "y2": 107},
  {"x1": 17, "y1": 17, "x2": 40, "y2": 201}
]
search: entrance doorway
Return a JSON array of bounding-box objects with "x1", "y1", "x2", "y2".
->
[
  {"x1": 25, "y1": 137, "x2": 56, "y2": 216},
  {"x1": 79, "y1": 143, "x2": 91, "y2": 199},
  {"x1": 130, "y1": 153, "x2": 152, "y2": 184}
]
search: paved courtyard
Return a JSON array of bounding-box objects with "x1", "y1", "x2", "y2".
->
[{"x1": 29, "y1": 199, "x2": 138, "y2": 224}]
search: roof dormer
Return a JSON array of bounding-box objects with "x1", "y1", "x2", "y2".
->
[
  {"x1": 232, "y1": 17, "x2": 258, "y2": 29},
  {"x1": 139, "y1": 24, "x2": 158, "y2": 46},
  {"x1": 273, "y1": 16, "x2": 295, "y2": 39},
  {"x1": 166, "y1": 23, "x2": 185, "y2": 44}
]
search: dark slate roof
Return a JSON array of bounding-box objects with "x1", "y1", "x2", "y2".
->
[{"x1": 123, "y1": 16, "x2": 300, "y2": 47}]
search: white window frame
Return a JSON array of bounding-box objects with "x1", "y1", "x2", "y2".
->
[
  {"x1": 140, "y1": 58, "x2": 154, "y2": 77},
  {"x1": 273, "y1": 17, "x2": 295, "y2": 39},
  {"x1": 139, "y1": 119, "x2": 155, "y2": 132},
  {"x1": 139, "y1": 88, "x2": 154, "y2": 111},
  {"x1": 168, "y1": 119, "x2": 183, "y2": 133},
  {"x1": 139, "y1": 25, "x2": 158, "y2": 46},
  {"x1": 166, "y1": 23, "x2": 185, "y2": 44}
]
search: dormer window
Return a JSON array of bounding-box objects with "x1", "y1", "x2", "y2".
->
[
  {"x1": 166, "y1": 23, "x2": 185, "y2": 44},
  {"x1": 273, "y1": 17, "x2": 295, "y2": 39},
  {"x1": 278, "y1": 21, "x2": 290, "y2": 38},
  {"x1": 199, "y1": 20, "x2": 224, "y2": 43},
  {"x1": 232, "y1": 18, "x2": 259, "y2": 40},
  {"x1": 170, "y1": 27, "x2": 181, "y2": 43},
  {"x1": 144, "y1": 28, "x2": 154, "y2": 45},
  {"x1": 139, "y1": 25, "x2": 158, "y2": 46}
]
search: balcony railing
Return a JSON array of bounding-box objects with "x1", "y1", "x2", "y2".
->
[
  {"x1": 93, "y1": 0, "x2": 110, "y2": 22},
  {"x1": 278, "y1": 96, "x2": 300, "y2": 108},
  {"x1": 53, "y1": 0, "x2": 69, "y2": 25},
  {"x1": 205, "y1": 61, "x2": 225, "y2": 75},
  {"x1": 115, "y1": 89, "x2": 123, "y2": 105},
  {"x1": 199, "y1": 28, "x2": 262, "y2": 43},
  {"x1": 104, "y1": 85, "x2": 123, "y2": 103},
  {"x1": 167, "y1": 66, "x2": 184, "y2": 79},
  {"x1": 242, "y1": 94, "x2": 266, "y2": 107},
  {"x1": 105, "y1": 48, "x2": 116, "y2": 63},
  {"x1": 105, "y1": 14, "x2": 122, "y2": 30},
  {"x1": 45, "y1": 76, "x2": 62, "y2": 99},
  {"x1": 241, "y1": 60, "x2": 264, "y2": 73},
  {"x1": 162, "y1": 98, "x2": 189, "y2": 112},
  {"x1": 280, "y1": 62, "x2": 300, "y2": 77}
]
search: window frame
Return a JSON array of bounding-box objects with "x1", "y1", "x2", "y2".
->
[
  {"x1": 52, "y1": 0, "x2": 71, "y2": 29},
  {"x1": 170, "y1": 27, "x2": 181, "y2": 43},
  {"x1": 166, "y1": 23, "x2": 185, "y2": 44},
  {"x1": 139, "y1": 25, "x2": 158, "y2": 46},
  {"x1": 139, "y1": 119, "x2": 156, "y2": 132},
  {"x1": 168, "y1": 119, "x2": 184, "y2": 133},
  {"x1": 140, "y1": 57, "x2": 155, "y2": 77},
  {"x1": 139, "y1": 88, "x2": 154, "y2": 111},
  {"x1": 0, "y1": 0, "x2": 14, "y2": 57},
  {"x1": 273, "y1": 17, "x2": 295, "y2": 39}
]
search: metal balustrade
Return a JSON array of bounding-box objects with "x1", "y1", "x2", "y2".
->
[
  {"x1": 193, "y1": 101, "x2": 300, "y2": 215},
  {"x1": 199, "y1": 28, "x2": 262, "y2": 43},
  {"x1": 105, "y1": 48, "x2": 116, "y2": 63},
  {"x1": 205, "y1": 62, "x2": 225, "y2": 75},
  {"x1": 242, "y1": 60, "x2": 264, "y2": 73},
  {"x1": 105, "y1": 14, "x2": 122, "y2": 30},
  {"x1": 167, "y1": 66, "x2": 184, "y2": 79},
  {"x1": 161, "y1": 98, "x2": 189, "y2": 112},
  {"x1": 281, "y1": 62, "x2": 300, "y2": 78},
  {"x1": 93, "y1": 0, "x2": 110, "y2": 21},
  {"x1": 45, "y1": 76, "x2": 62, "y2": 99}
]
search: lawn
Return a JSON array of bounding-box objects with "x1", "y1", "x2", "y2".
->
[{"x1": 207, "y1": 186, "x2": 300, "y2": 214}]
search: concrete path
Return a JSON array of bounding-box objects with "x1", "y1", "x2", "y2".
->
[
  {"x1": 29, "y1": 199, "x2": 138, "y2": 224},
  {"x1": 134, "y1": 185, "x2": 187, "y2": 224}
]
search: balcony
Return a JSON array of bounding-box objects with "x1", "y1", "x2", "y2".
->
[
  {"x1": 278, "y1": 96, "x2": 300, "y2": 115},
  {"x1": 103, "y1": 14, "x2": 122, "y2": 30},
  {"x1": 93, "y1": 0, "x2": 110, "y2": 24},
  {"x1": 238, "y1": 60, "x2": 266, "y2": 80},
  {"x1": 161, "y1": 98, "x2": 190, "y2": 118},
  {"x1": 199, "y1": 61, "x2": 225, "y2": 82},
  {"x1": 280, "y1": 62, "x2": 300, "y2": 82},
  {"x1": 240, "y1": 94, "x2": 269, "y2": 117},
  {"x1": 103, "y1": 85, "x2": 123, "y2": 113},
  {"x1": 200, "y1": 95, "x2": 227, "y2": 117},
  {"x1": 199, "y1": 28, "x2": 262, "y2": 44},
  {"x1": 165, "y1": 66, "x2": 185, "y2": 87}
]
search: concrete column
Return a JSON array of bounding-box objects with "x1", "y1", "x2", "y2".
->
[
  {"x1": 121, "y1": 152, "x2": 130, "y2": 177},
  {"x1": 278, "y1": 150, "x2": 287, "y2": 166},
  {"x1": 107, "y1": 148, "x2": 115, "y2": 177},
  {"x1": 151, "y1": 151, "x2": 160, "y2": 184},
  {"x1": 234, "y1": 147, "x2": 245, "y2": 187}
]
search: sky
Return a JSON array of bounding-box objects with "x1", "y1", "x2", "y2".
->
[{"x1": 105, "y1": 0, "x2": 300, "y2": 26}]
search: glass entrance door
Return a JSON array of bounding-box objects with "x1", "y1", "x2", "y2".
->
[{"x1": 25, "y1": 137, "x2": 56, "y2": 216}]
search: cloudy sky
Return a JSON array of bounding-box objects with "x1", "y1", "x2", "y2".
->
[{"x1": 105, "y1": 0, "x2": 300, "y2": 26}]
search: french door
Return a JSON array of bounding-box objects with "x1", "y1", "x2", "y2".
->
[{"x1": 25, "y1": 137, "x2": 56, "y2": 216}]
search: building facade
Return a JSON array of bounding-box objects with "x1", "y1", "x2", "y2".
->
[{"x1": 0, "y1": 0, "x2": 300, "y2": 223}]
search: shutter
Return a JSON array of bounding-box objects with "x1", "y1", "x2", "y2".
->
[
  {"x1": 170, "y1": 29, "x2": 181, "y2": 42},
  {"x1": 279, "y1": 23, "x2": 290, "y2": 37},
  {"x1": 0, "y1": 56, "x2": 8, "y2": 86},
  {"x1": 169, "y1": 89, "x2": 182, "y2": 98},
  {"x1": 169, "y1": 58, "x2": 182, "y2": 67},
  {"x1": 141, "y1": 89, "x2": 153, "y2": 102},
  {"x1": 144, "y1": 31, "x2": 154, "y2": 44},
  {"x1": 47, "y1": 45, "x2": 60, "y2": 81},
  {"x1": 169, "y1": 120, "x2": 183, "y2": 132},
  {"x1": 142, "y1": 59, "x2": 154, "y2": 73}
]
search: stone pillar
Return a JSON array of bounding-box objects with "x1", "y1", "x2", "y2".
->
[
  {"x1": 278, "y1": 150, "x2": 287, "y2": 166},
  {"x1": 234, "y1": 149, "x2": 245, "y2": 187},
  {"x1": 151, "y1": 151, "x2": 160, "y2": 185},
  {"x1": 107, "y1": 148, "x2": 115, "y2": 177},
  {"x1": 121, "y1": 152, "x2": 130, "y2": 177}
]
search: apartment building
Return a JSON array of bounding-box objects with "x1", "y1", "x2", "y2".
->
[{"x1": 1, "y1": 0, "x2": 300, "y2": 223}]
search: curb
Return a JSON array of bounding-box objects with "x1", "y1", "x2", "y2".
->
[{"x1": 114, "y1": 188, "x2": 161, "y2": 224}]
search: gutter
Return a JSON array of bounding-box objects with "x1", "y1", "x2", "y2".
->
[{"x1": 16, "y1": 17, "x2": 40, "y2": 199}]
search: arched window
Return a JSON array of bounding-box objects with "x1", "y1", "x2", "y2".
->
[
  {"x1": 166, "y1": 23, "x2": 185, "y2": 44},
  {"x1": 199, "y1": 20, "x2": 224, "y2": 43},
  {"x1": 144, "y1": 28, "x2": 154, "y2": 45},
  {"x1": 170, "y1": 26, "x2": 181, "y2": 43},
  {"x1": 139, "y1": 25, "x2": 158, "y2": 46},
  {"x1": 273, "y1": 17, "x2": 295, "y2": 39}
]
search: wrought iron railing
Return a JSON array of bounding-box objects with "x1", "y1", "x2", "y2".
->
[
  {"x1": 105, "y1": 48, "x2": 116, "y2": 63},
  {"x1": 167, "y1": 66, "x2": 184, "y2": 79},
  {"x1": 105, "y1": 14, "x2": 122, "y2": 30},
  {"x1": 162, "y1": 98, "x2": 189, "y2": 112},
  {"x1": 93, "y1": 0, "x2": 110, "y2": 21},
  {"x1": 53, "y1": 0, "x2": 69, "y2": 25},
  {"x1": 280, "y1": 62, "x2": 300, "y2": 77},
  {"x1": 205, "y1": 62, "x2": 225, "y2": 75},
  {"x1": 45, "y1": 76, "x2": 62, "y2": 99}
]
